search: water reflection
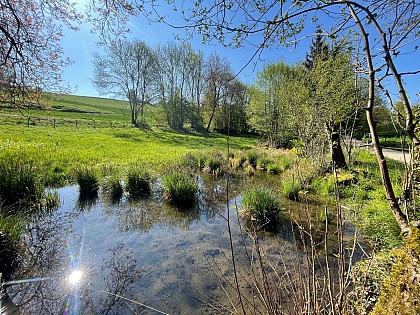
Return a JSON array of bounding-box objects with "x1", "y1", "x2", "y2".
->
[
  {"x1": 76, "y1": 190, "x2": 99, "y2": 211},
  {"x1": 6, "y1": 211, "x2": 143, "y2": 314},
  {"x1": 5, "y1": 174, "x2": 363, "y2": 314}
]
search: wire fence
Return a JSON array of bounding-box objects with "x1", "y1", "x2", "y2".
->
[{"x1": 0, "y1": 113, "x2": 132, "y2": 128}]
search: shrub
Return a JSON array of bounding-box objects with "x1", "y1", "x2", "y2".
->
[
  {"x1": 282, "y1": 177, "x2": 301, "y2": 201},
  {"x1": 0, "y1": 156, "x2": 43, "y2": 209},
  {"x1": 75, "y1": 166, "x2": 98, "y2": 193},
  {"x1": 162, "y1": 171, "x2": 198, "y2": 206},
  {"x1": 126, "y1": 166, "x2": 151, "y2": 197},
  {"x1": 241, "y1": 187, "x2": 282, "y2": 230}
]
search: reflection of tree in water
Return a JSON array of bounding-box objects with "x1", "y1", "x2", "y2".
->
[
  {"x1": 6, "y1": 212, "x2": 143, "y2": 314},
  {"x1": 104, "y1": 197, "x2": 201, "y2": 233}
]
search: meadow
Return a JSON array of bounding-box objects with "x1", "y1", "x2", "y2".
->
[{"x1": 0, "y1": 94, "x2": 256, "y2": 185}]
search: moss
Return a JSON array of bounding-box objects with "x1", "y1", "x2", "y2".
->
[{"x1": 371, "y1": 226, "x2": 420, "y2": 315}]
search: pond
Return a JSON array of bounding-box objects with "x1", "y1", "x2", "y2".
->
[{"x1": 4, "y1": 174, "x2": 360, "y2": 314}]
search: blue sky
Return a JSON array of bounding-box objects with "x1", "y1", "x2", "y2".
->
[{"x1": 60, "y1": 1, "x2": 419, "y2": 104}]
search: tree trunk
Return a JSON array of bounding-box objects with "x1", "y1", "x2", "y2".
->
[
  {"x1": 346, "y1": 3, "x2": 409, "y2": 230},
  {"x1": 327, "y1": 123, "x2": 347, "y2": 168},
  {"x1": 206, "y1": 104, "x2": 216, "y2": 132}
]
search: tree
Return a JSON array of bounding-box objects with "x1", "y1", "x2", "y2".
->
[
  {"x1": 203, "y1": 54, "x2": 234, "y2": 132},
  {"x1": 130, "y1": 0, "x2": 418, "y2": 231},
  {"x1": 213, "y1": 78, "x2": 248, "y2": 134},
  {"x1": 92, "y1": 39, "x2": 156, "y2": 126},
  {"x1": 0, "y1": 0, "x2": 82, "y2": 107}
]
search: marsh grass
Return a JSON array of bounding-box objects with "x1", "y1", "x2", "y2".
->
[
  {"x1": 0, "y1": 155, "x2": 43, "y2": 209},
  {"x1": 203, "y1": 151, "x2": 225, "y2": 174},
  {"x1": 75, "y1": 166, "x2": 98, "y2": 193},
  {"x1": 102, "y1": 175, "x2": 124, "y2": 202},
  {"x1": 241, "y1": 187, "x2": 282, "y2": 230},
  {"x1": 282, "y1": 176, "x2": 301, "y2": 201},
  {"x1": 0, "y1": 212, "x2": 25, "y2": 243},
  {"x1": 245, "y1": 150, "x2": 259, "y2": 168},
  {"x1": 162, "y1": 170, "x2": 198, "y2": 206},
  {"x1": 43, "y1": 191, "x2": 60, "y2": 212},
  {"x1": 126, "y1": 165, "x2": 151, "y2": 197}
]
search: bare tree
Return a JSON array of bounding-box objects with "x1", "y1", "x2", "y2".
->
[
  {"x1": 204, "y1": 54, "x2": 234, "y2": 132},
  {"x1": 92, "y1": 39, "x2": 156, "y2": 126},
  {"x1": 0, "y1": 0, "x2": 82, "y2": 107}
]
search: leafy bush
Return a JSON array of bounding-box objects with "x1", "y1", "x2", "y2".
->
[
  {"x1": 0, "y1": 156, "x2": 43, "y2": 209},
  {"x1": 241, "y1": 187, "x2": 282, "y2": 230},
  {"x1": 162, "y1": 171, "x2": 198, "y2": 206},
  {"x1": 126, "y1": 166, "x2": 151, "y2": 197},
  {"x1": 75, "y1": 166, "x2": 98, "y2": 193}
]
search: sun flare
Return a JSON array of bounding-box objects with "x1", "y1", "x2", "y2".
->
[{"x1": 68, "y1": 270, "x2": 83, "y2": 285}]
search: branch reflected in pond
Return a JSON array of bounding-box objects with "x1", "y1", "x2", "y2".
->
[{"x1": 5, "y1": 211, "x2": 143, "y2": 314}]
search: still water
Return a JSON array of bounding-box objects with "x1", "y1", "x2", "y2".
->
[{"x1": 6, "y1": 175, "x2": 353, "y2": 314}]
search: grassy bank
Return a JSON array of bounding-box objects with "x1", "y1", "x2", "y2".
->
[{"x1": 0, "y1": 123, "x2": 256, "y2": 185}]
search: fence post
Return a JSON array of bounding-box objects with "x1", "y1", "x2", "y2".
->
[
  {"x1": 76, "y1": 120, "x2": 78, "y2": 128},
  {"x1": 54, "y1": 118, "x2": 56, "y2": 128},
  {"x1": 93, "y1": 120, "x2": 96, "y2": 128},
  {"x1": 27, "y1": 116, "x2": 30, "y2": 127}
]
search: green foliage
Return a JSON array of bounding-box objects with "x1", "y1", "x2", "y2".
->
[
  {"x1": 126, "y1": 165, "x2": 151, "y2": 197},
  {"x1": 371, "y1": 228, "x2": 420, "y2": 315},
  {"x1": 43, "y1": 191, "x2": 60, "y2": 211},
  {"x1": 75, "y1": 166, "x2": 98, "y2": 193},
  {"x1": 266, "y1": 162, "x2": 279, "y2": 174},
  {"x1": 311, "y1": 176, "x2": 335, "y2": 196},
  {"x1": 203, "y1": 151, "x2": 225, "y2": 174},
  {"x1": 0, "y1": 213, "x2": 25, "y2": 243},
  {"x1": 257, "y1": 157, "x2": 274, "y2": 170},
  {"x1": 245, "y1": 150, "x2": 259, "y2": 168},
  {"x1": 0, "y1": 155, "x2": 43, "y2": 209},
  {"x1": 282, "y1": 176, "x2": 301, "y2": 200},
  {"x1": 241, "y1": 187, "x2": 282, "y2": 230},
  {"x1": 162, "y1": 171, "x2": 198, "y2": 206}
]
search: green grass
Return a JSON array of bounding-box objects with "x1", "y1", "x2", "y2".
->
[
  {"x1": 75, "y1": 166, "x2": 98, "y2": 193},
  {"x1": 162, "y1": 170, "x2": 198, "y2": 206},
  {"x1": 102, "y1": 175, "x2": 124, "y2": 201},
  {"x1": 126, "y1": 165, "x2": 151, "y2": 197},
  {"x1": 241, "y1": 187, "x2": 282, "y2": 230},
  {"x1": 0, "y1": 124, "x2": 256, "y2": 185},
  {"x1": 0, "y1": 155, "x2": 43, "y2": 209}
]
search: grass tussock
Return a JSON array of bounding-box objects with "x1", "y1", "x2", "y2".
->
[
  {"x1": 282, "y1": 176, "x2": 301, "y2": 201},
  {"x1": 162, "y1": 170, "x2": 198, "y2": 206},
  {"x1": 75, "y1": 166, "x2": 98, "y2": 193},
  {"x1": 0, "y1": 155, "x2": 43, "y2": 209},
  {"x1": 241, "y1": 187, "x2": 282, "y2": 230},
  {"x1": 102, "y1": 175, "x2": 124, "y2": 201},
  {"x1": 126, "y1": 165, "x2": 151, "y2": 197}
]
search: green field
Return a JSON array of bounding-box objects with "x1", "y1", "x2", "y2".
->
[{"x1": 0, "y1": 94, "x2": 257, "y2": 185}]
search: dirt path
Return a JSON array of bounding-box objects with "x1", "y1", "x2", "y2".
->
[{"x1": 353, "y1": 139, "x2": 411, "y2": 164}]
